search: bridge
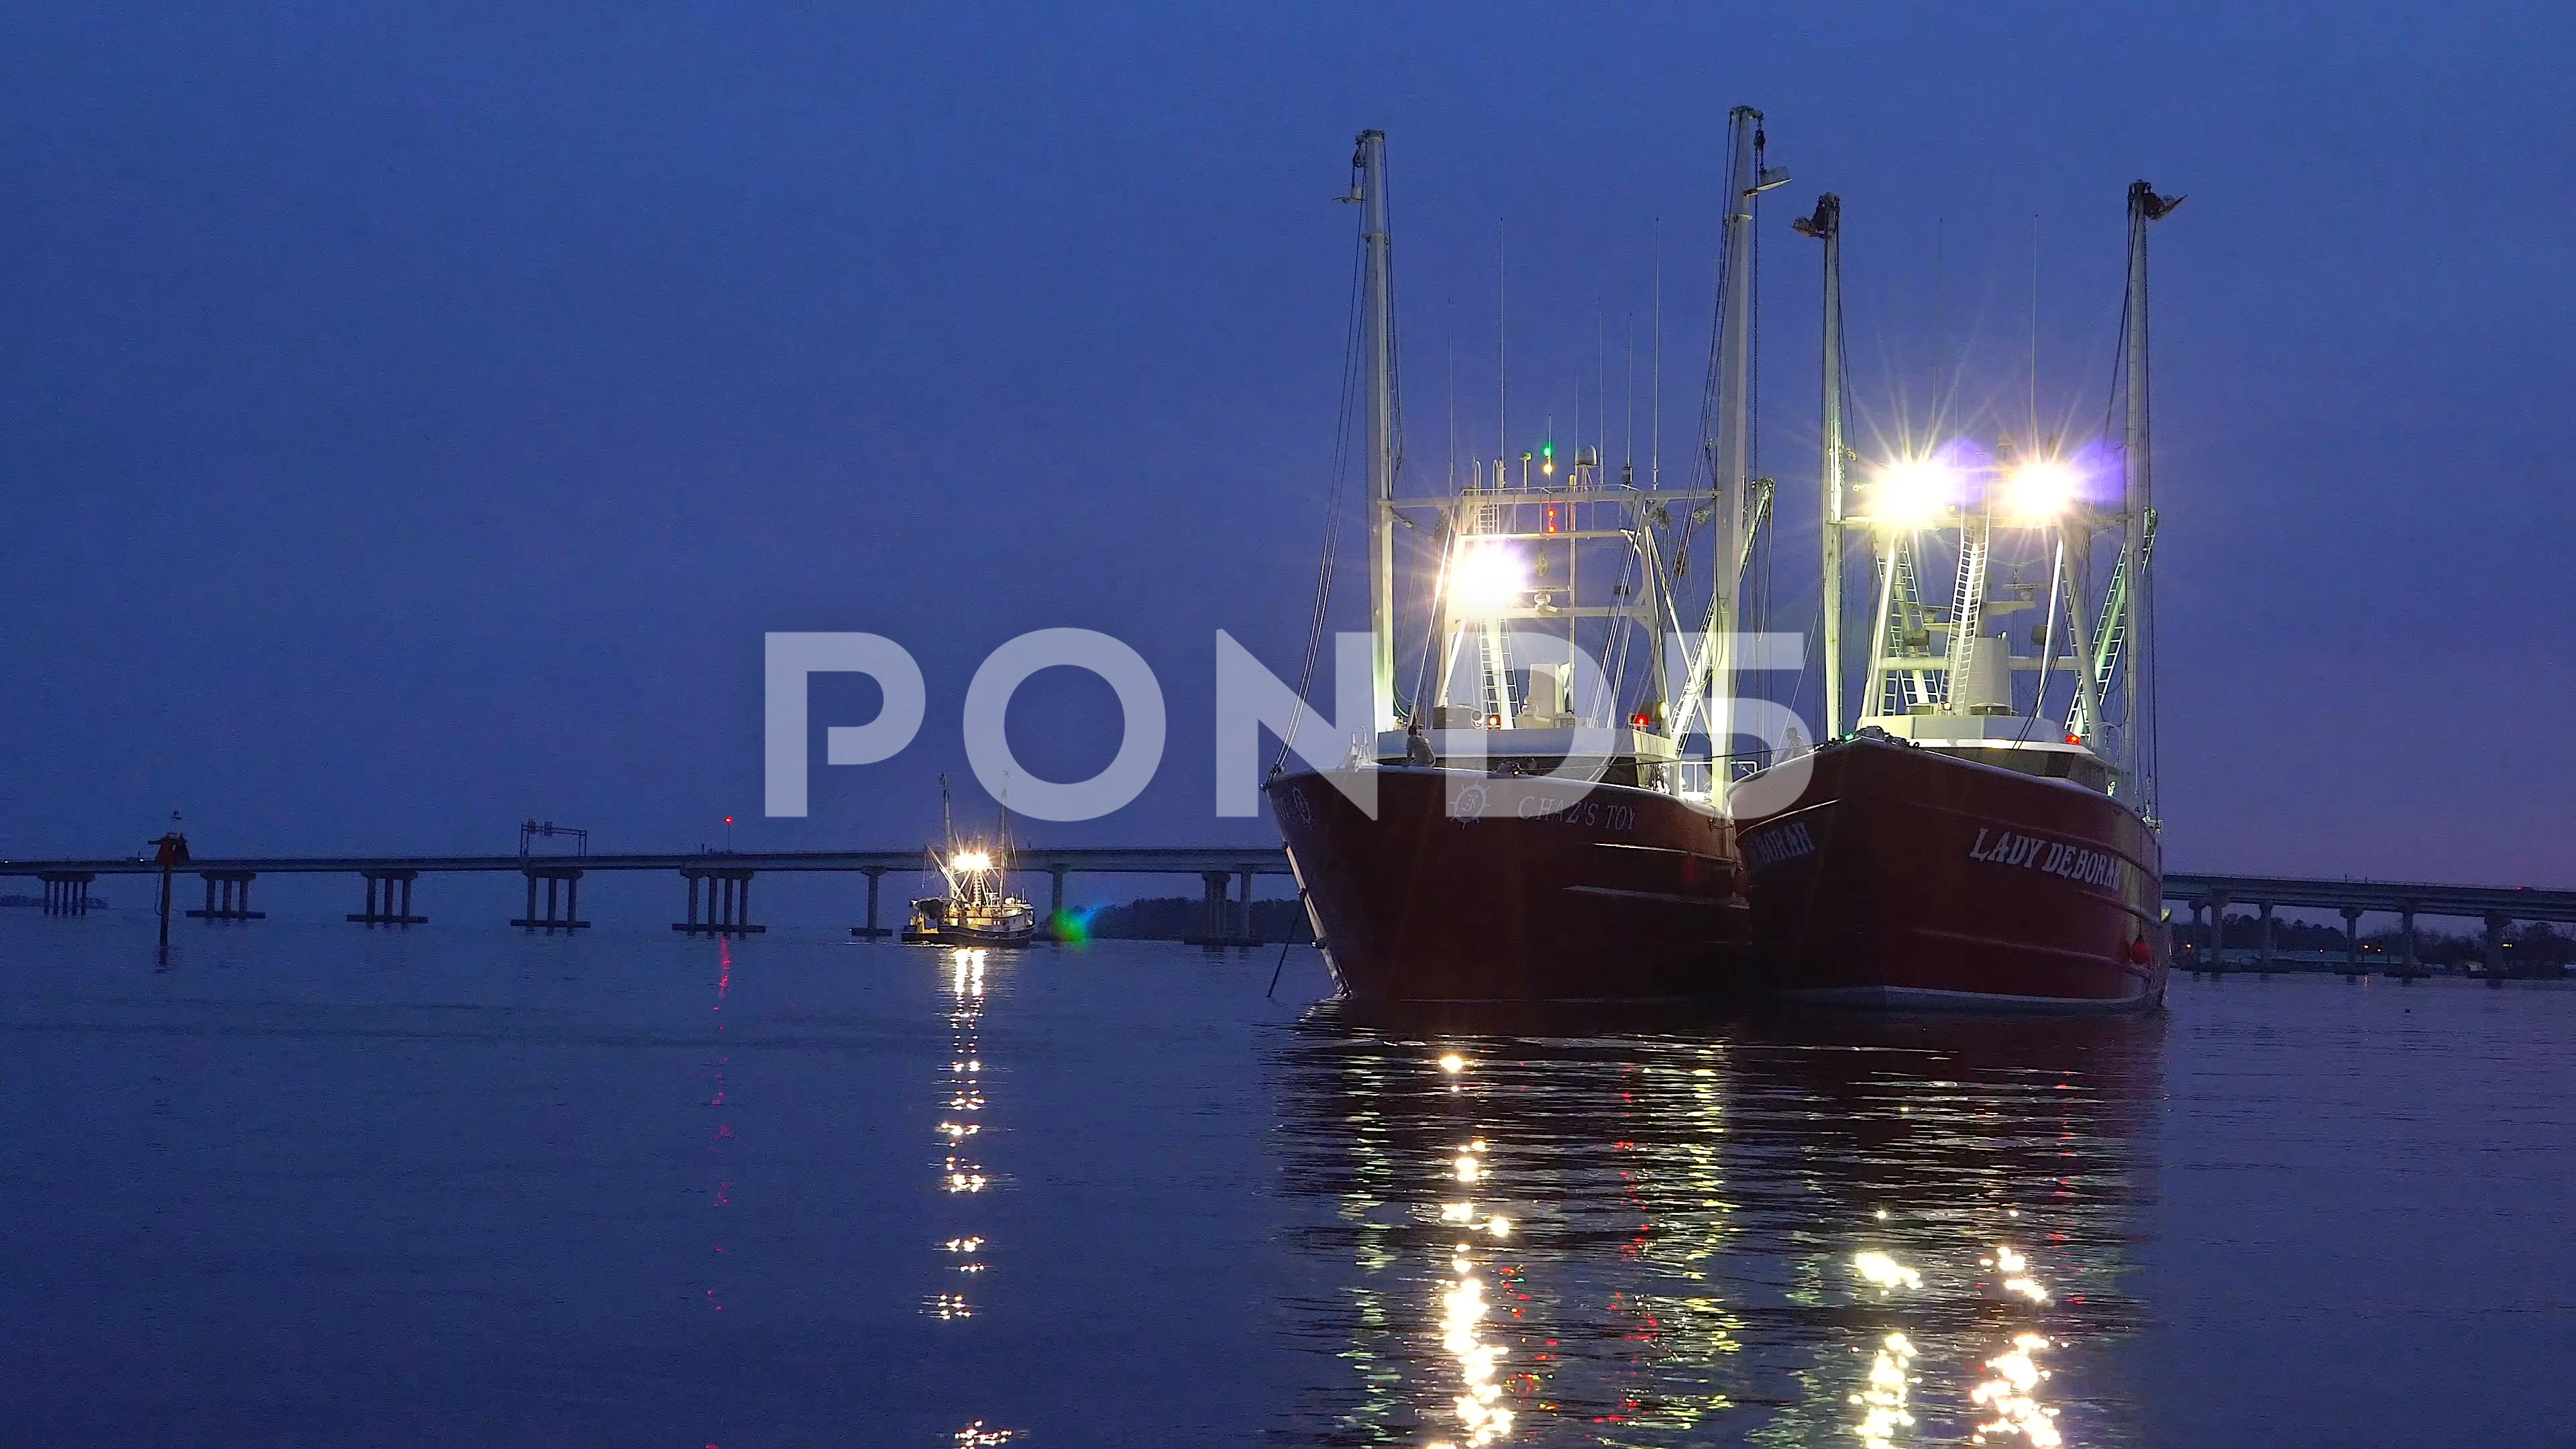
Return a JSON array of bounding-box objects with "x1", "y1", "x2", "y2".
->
[
  {"x1": 2162, "y1": 871, "x2": 2576, "y2": 977},
  {"x1": 0, "y1": 847, "x2": 1296, "y2": 944},
  {"x1": 9, "y1": 848, "x2": 2571, "y2": 974}
]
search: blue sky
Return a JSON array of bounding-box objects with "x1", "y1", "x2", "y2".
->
[{"x1": 3, "y1": 3, "x2": 2569, "y2": 884}]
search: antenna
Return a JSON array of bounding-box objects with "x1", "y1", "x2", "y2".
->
[
  {"x1": 1496, "y1": 219, "x2": 1507, "y2": 462},
  {"x1": 1933, "y1": 215, "x2": 1953, "y2": 435},
  {"x1": 1624, "y1": 313, "x2": 1635, "y2": 475},
  {"x1": 2029, "y1": 214, "x2": 2041, "y2": 444},
  {"x1": 1651, "y1": 219, "x2": 1663, "y2": 489},
  {"x1": 1445, "y1": 320, "x2": 1458, "y2": 490}
]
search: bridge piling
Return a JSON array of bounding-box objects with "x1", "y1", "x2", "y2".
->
[
  {"x1": 348, "y1": 869, "x2": 425, "y2": 926},
  {"x1": 511, "y1": 865, "x2": 589, "y2": 931},
  {"x1": 40, "y1": 873, "x2": 94, "y2": 916},
  {"x1": 851, "y1": 867, "x2": 892, "y2": 939},
  {"x1": 677, "y1": 867, "x2": 763, "y2": 936},
  {"x1": 1184, "y1": 870, "x2": 1234, "y2": 947},
  {"x1": 186, "y1": 871, "x2": 264, "y2": 922}
]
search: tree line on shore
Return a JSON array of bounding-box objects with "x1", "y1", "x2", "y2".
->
[{"x1": 1078, "y1": 896, "x2": 1313, "y2": 943}]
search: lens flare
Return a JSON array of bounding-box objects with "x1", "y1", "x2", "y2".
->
[
  {"x1": 1870, "y1": 456, "x2": 1956, "y2": 527},
  {"x1": 1448, "y1": 544, "x2": 1525, "y2": 617},
  {"x1": 2002, "y1": 459, "x2": 2081, "y2": 525}
]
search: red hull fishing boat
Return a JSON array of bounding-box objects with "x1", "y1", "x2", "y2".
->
[
  {"x1": 1265, "y1": 115, "x2": 1786, "y2": 1002},
  {"x1": 1729, "y1": 182, "x2": 2183, "y2": 1010},
  {"x1": 1737, "y1": 735, "x2": 2163, "y2": 1008},
  {"x1": 1271, "y1": 767, "x2": 1745, "y2": 1002}
]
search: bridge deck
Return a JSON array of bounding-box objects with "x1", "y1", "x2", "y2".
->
[
  {"x1": 0, "y1": 847, "x2": 1295, "y2": 878},
  {"x1": 2163, "y1": 871, "x2": 2576, "y2": 924},
  {"x1": 7, "y1": 853, "x2": 2569, "y2": 924}
]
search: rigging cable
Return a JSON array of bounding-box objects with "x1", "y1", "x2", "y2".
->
[{"x1": 1271, "y1": 221, "x2": 1369, "y2": 775}]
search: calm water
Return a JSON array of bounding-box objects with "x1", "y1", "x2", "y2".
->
[{"x1": 3, "y1": 912, "x2": 2569, "y2": 1446}]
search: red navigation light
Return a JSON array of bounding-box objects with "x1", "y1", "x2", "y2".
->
[
  {"x1": 1544, "y1": 505, "x2": 1559, "y2": 535},
  {"x1": 2063, "y1": 734, "x2": 2080, "y2": 746},
  {"x1": 1629, "y1": 712, "x2": 1651, "y2": 730}
]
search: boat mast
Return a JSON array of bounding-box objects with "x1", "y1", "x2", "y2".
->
[
  {"x1": 1354, "y1": 130, "x2": 1400, "y2": 733},
  {"x1": 1794, "y1": 193, "x2": 1845, "y2": 737},
  {"x1": 1678, "y1": 107, "x2": 1784, "y2": 772},
  {"x1": 935, "y1": 773, "x2": 960, "y2": 896},
  {"x1": 2122, "y1": 179, "x2": 2180, "y2": 823}
]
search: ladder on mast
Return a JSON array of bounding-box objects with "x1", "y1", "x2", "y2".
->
[
  {"x1": 2068, "y1": 511, "x2": 2157, "y2": 738},
  {"x1": 1945, "y1": 519, "x2": 1992, "y2": 712},
  {"x1": 1884, "y1": 545, "x2": 1931, "y2": 713}
]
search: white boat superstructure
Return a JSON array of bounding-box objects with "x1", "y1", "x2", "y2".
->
[
  {"x1": 1809, "y1": 182, "x2": 2183, "y2": 815},
  {"x1": 1352, "y1": 110, "x2": 1790, "y2": 802}
]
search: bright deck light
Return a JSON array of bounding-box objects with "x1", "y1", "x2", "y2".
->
[
  {"x1": 1448, "y1": 544, "x2": 1525, "y2": 617},
  {"x1": 1870, "y1": 456, "x2": 1955, "y2": 527},
  {"x1": 951, "y1": 851, "x2": 991, "y2": 873},
  {"x1": 2002, "y1": 459, "x2": 2080, "y2": 524}
]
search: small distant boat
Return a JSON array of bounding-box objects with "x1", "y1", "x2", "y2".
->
[{"x1": 902, "y1": 780, "x2": 1038, "y2": 947}]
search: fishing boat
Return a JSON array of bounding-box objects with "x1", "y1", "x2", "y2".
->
[
  {"x1": 1727, "y1": 182, "x2": 2182, "y2": 1010},
  {"x1": 1263, "y1": 115, "x2": 1790, "y2": 1002},
  {"x1": 902, "y1": 783, "x2": 1037, "y2": 947}
]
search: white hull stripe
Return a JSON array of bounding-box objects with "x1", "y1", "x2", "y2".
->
[
  {"x1": 1788, "y1": 983, "x2": 2152, "y2": 1014},
  {"x1": 1562, "y1": 885, "x2": 1733, "y2": 908}
]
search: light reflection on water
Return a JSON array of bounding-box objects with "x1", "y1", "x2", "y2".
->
[
  {"x1": 1269, "y1": 1006, "x2": 2161, "y2": 1446},
  {"x1": 930, "y1": 948, "x2": 1016, "y2": 1444},
  {"x1": 17, "y1": 924, "x2": 2567, "y2": 1444}
]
